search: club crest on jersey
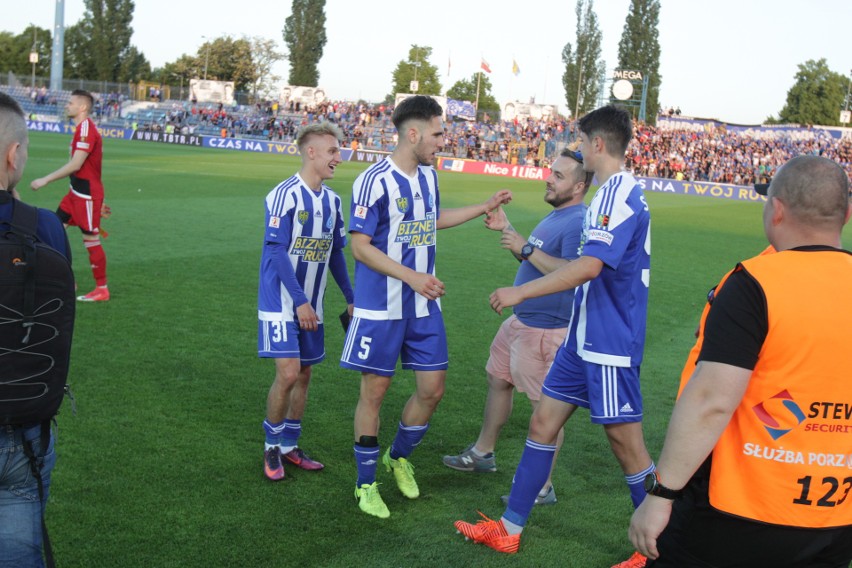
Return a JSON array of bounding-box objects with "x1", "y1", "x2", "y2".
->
[
  {"x1": 325, "y1": 216, "x2": 334, "y2": 231},
  {"x1": 429, "y1": 193, "x2": 435, "y2": 208},
  {"x1": 396, "y1": 197, "x2": 409, "y2": 213},
  {"x1": 297, "y1": 210, "x2": 310, "y2": 225}
]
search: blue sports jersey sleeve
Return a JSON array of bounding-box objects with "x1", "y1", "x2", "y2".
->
[
  {"x1": 581, "y1": 176, "x2": 645, "y2": 270},
  {"x1": 265, "y1": 191, "x2": 296, "y2": 247},
  {"x1": 329, "y1": 247, "x2": 354, "y2": 304}
]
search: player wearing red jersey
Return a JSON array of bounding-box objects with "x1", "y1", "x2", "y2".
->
[{"x1": 31, "y1": 89, "x2": 110, "y2": 302}]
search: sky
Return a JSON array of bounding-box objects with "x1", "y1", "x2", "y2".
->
[{"x1": 4, "y1": 0, "x2": 851, "y2": 125}]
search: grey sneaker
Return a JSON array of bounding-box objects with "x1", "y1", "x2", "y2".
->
[
  {"x1": 501, "y1": 485, "x2": 557, "y2": 506},
  {"x1": 442, "y1": 444, "x2": 497, "y2": 473}
]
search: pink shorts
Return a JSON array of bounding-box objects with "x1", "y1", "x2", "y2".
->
[{"x1": 484, "y1": 315, "x2": 568, "y2": 401}]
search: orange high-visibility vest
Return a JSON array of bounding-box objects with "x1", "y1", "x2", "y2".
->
[
  {"x1": 677, "y1": 246, "x2": 775, "y2": 398},
  {"x1": 707, "y1": 249, "x2": 852, "y2": 528}
]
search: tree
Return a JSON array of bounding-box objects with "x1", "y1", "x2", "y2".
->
[
  {"x1": 774, "y1": 59, "x2": 848, "y2": 126},
  {"x1": 447, "y1": 72, "x2": 499, "y2": 115},
  {"x1": 118, "y1": 45, "x2": 151, "y2": 83},
  {"x1": 82, "y1": 0, "x2": 137, "y2": 82},
  {"x1": 0, "y1": 25, "x2": 53, "y2": 78},
  {"x1": 389, "y1": 45, "x2": 442, "y2": 98},
  {"x1": 561, "y1": 0, "x2": 603, "y2": 119},
  {"x1": 248, "y1": 36, "x2": 285, "y2": 101},
  {"x1": 616, "y1": 0, "x2": 661, "y2": 123},
  {"x1": 283, "y1": 0, "x2": 327, "y2": 86},
  {"x1": 63, "y1": 22, "x2": 97, "y2": 80}
]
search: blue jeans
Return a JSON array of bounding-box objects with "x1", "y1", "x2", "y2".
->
[{"x1": 0, "y1": 423, "x2": 55, "y2": 568}]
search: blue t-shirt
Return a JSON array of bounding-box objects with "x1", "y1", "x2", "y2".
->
[
  {"x1": 566, "y1": 172, "x2": 650, "y2": 367},
  {"x1": 0, "y1": 193, "x2": 71, "y2": 261},
  {"x1": 349, "y1": 158, "x2": 440, "y2": 320},
  {"x1": 513, "y1": 203, "x2": 586, "y2": 328}
]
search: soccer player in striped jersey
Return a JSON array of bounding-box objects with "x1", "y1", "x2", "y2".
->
[
  {"x1": 342, "y1": 95, "x2": 511, "y2": 518},
  {"x1": 31, "y1": 89, "x2": 110, "y2": 302},
  {"x1": 455, "y1": 106, "x2": 654, "y2": 567},
  {"x1": 259, "y1": 122, "x2": 354, "y2": 481}
]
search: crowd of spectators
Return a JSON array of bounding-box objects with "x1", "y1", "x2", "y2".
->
[
  {"x1": 625, "y1": 123, "x2": 852, "y2": 185},
  {"x1": 180, "y1": 99, "x2": 852, "y2": 184},
  {"x1": 17, "y1": 82, "x2": 848, "y2": 187}
]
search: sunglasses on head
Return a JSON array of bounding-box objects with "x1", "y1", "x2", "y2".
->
[{"x1": 565, "y1": 150, "x2": 584, "y2": 164}]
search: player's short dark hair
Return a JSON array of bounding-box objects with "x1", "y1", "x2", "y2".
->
[
  {"x1": 0, "y1": 91, "x2": 25, "y2": 119},
  {"x1": 578, "y1": 105, "x2": 633, "y2": 157},
  {"x1": 71, "y1": 89, "x2": 95, "y2": 111},
  {"x1": 392, "y1": 96, "x2": 443, "y2": 130}
]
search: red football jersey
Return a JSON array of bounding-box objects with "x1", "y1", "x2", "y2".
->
[{"x1": 69, "y1": 117, "x2": 104, "y2": 199}]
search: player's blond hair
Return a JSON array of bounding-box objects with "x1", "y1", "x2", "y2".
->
[{"x1": 296, "y1": 122, "x2": 343, "y2": 153}]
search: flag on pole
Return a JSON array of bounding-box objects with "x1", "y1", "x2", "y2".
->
[
  {"x1": 480, "y1": 58, "x2": 491, "y2": 74},
  {"x1": 512, "y1": 59, "x2": 520, "y2": 76}
]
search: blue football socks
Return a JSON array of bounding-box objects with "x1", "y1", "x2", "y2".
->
[
  {"x1": 389, "y1": 422, "x2": 429, "y2": 460},
  {"x1": 626, "y1": 462, "x2": 656, "y2": 508},
  {"x1": 502, "y1": 438, "x2": 557, "y2": 529}
]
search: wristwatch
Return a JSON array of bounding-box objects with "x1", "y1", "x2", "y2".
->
[
  {"x1": 520, "y1": 243, "x2": 534, "y2": 260},
  {"x1": 643, "y1": 471, "x2": 683, "y2": 500}
]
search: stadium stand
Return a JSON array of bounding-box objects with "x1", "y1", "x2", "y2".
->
[{"x1": 4, "y1": 83, "x2": 849, "y2": 184}]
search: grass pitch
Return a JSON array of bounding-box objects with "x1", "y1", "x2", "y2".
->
[{"x1": 19, "y1": 132, "x2": 845, "y2": 567}]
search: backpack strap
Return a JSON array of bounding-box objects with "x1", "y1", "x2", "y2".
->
[
  {"x1": 22, "y1": 421, "x2": 56, "y2": 568},
  {"x1": 9, "y1": 199, "x2": 40, "y2": 344}
]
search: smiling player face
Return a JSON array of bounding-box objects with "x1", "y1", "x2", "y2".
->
[
  {"x1": 309, "y1": 134, "x2": 342, "y2": 181},
  {"x1": 544, "y1": 156, "x2": 583, "y2": 208}
]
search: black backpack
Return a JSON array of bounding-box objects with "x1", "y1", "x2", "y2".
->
[
  {"x1": 0, "y1": 195, "x2": 75, "y2": 424},
  {"x1": 0, "y1": 194, "x2": 75, "y2": 568}
]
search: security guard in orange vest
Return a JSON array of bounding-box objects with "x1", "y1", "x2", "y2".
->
[{"x1": 629, "y1": 154, "x2": 852, "y2": 567}]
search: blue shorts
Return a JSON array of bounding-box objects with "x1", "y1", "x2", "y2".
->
[
  {"x1": 541, "y1": 345, "x2": 643, "y2": 424},
  {"x1": 258, "y1": 320, "x2": 325, "y2": 365},
  {"x1": 339, "y1": 312, "x2": 448, "y2": 377}
]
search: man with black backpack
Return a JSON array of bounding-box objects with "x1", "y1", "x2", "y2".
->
[{"x1": 0, "y1": 92, "x2": 75, "y2": 567}]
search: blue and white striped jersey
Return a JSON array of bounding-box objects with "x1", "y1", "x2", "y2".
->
[
  {"x1": 349, "y1": 158, "x2": 441, "y2": 320},
  {"x1": 566, "y1": 171, "x2": 651, "y2": 367},
  {"x1": 258, "y1": 174, "x2": 347, "y2": 323}
]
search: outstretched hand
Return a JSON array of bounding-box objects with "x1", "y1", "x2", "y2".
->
[
  {"x1": 484, "y1": 190, "x2": 512, "y2": 215},
  {"x1": 489, "y1": 286, "x2": 524, "y2": 315},
  {"x1": 484, "y1": 207, "x2": 509, "y2": 231}
]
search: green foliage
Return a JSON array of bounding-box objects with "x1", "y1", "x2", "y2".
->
[
  {"x1": 776, "y1": 59, "x2": 848, "y2": 126},
  {"x1": 153, "y1": 54, "x2": 199, "y2": 84},
  {"x1": 446, "y1": 72, "x2": 500, "y2": 114},
  {"x1": 562, "y1": 0, "x2": 604, "y2": 119},
  {"x1": 83, "y1": 0, "x2": 137, "y2": 82},
  {"x1": 118, "y1": 45, "x2": 151, "y2": 83},
  {"x1": 200, "y1": 36, "x2": 256, "y2": 92},
  {"x1": 21, "y1": 131, "x2": 850, "y2": 567},
  {"x1": 390, "y1": 45, "x2": 442, "y2": 98},
  {"x1": 283, "y1": 0, "x2": 327, "y2": 87},
  {"x1": 0, "y1": 25, "x2": 52, "y2": 78},
  {"x1": 63, "y1": 22, "x2": 97, "y2": 80},
  {"x1": 617, "y1": 0, "x2": 662, "y2": 123}
]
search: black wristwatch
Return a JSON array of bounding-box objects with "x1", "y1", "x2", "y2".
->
[
  {"x1": 520, "y1": 243, "x2": 534, "y2": 260},
  {"x1": 644, "y1": 471, "x2": 683, "y2": 500}
]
